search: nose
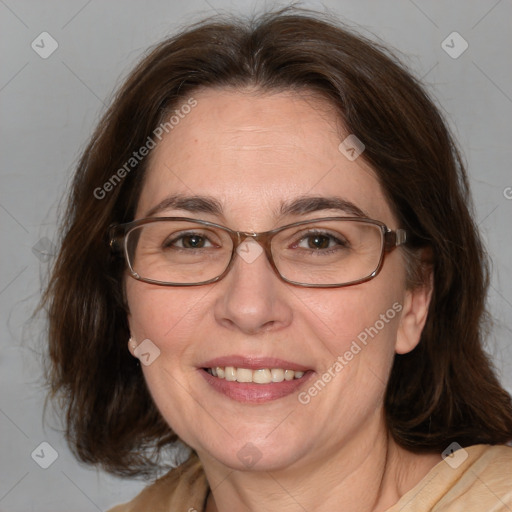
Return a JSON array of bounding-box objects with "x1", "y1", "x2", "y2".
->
[{"x1": 213, "y1": 241, "x2": 293, "y2": 335}]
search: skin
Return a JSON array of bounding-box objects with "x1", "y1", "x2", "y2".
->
[{"x1": 126, "y1": 88, "x2": 441, "y2": 512}]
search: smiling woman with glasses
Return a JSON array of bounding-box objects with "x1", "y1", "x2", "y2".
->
[{"x1": 42, "y1": 7, "x2": 512, "y2": 512}]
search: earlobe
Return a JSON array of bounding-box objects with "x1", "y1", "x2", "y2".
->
[
  {"x1": 128, "y1": 336, "x2": 138, "y2": 356},
  {"x1": 395, "y1": 275, "x2": 433, "y2": 355}
]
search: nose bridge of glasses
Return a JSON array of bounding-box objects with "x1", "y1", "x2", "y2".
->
[
  {"x1": 233, "y1": 230, "x2": 271, "y2": 249},
  {"x1": 237, "y1": 230, "x2": 258, "y2": 241},
  {"x1": 231, "y1": 230, "x2": 276, "y2": 270}
]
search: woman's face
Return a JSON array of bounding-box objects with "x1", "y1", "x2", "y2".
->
[{"x1": 126, "y1": 88, "x2": 429, "y2": 472}]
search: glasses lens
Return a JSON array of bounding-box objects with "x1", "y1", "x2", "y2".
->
[
  {"x1": 271, "y1": 220, "x2": 384, "y2": 285},
  {"x1": 126, "y1": 220, "x2": 233, "y2": 284}
]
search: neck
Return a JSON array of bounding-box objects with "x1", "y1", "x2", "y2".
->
[{"x1": 201, "y1": 415, "x2": 441, "y2": 512}]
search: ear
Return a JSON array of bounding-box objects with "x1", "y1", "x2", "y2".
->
[
  {"x1": 395, "y1": 274, "x2": 433, "y2": 355},
  {"x1": 128, "y1": 336, "x2": 138, "y2": 356}
]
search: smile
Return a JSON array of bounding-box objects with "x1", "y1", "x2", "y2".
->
[{"x1": 205, "y1": 366, "x2": 305, "y2": 383}]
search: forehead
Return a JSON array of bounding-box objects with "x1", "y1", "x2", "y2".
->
[{"x1": 138, "y1": 88, "x2": 395, "y2": 228}]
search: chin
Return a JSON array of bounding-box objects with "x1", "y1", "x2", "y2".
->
[{"x1": 195, "y1": 434, "x2": 309, "y2": 473}]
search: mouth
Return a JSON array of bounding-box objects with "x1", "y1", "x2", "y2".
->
[
  {"x1": 203, "y1": 366, "x2": 305, "y2": 383},
  {"x1": 199, "y1": 356, "x2": 314, "y2": 403}
]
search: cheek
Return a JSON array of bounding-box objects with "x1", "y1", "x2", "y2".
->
[
  {"x1": 291, "y1": 288, "x2": 402, "y2": 438},
  {"x1": 296, "y1": 276, "x2": 404, "y2": 404},
  {"x1": 125, "y1": 282, "x2": 208, "y2": 423},
  {"x1": 300, "y1": 284, "x2": 402, "y2": 347},
  {"x1": 125, "y1": 280, "x2": 207, "y2": 359}
]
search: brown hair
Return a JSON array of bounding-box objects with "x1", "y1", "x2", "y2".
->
[{"x1": 42, "y1": 7, "x2": 512, "y2": 476}]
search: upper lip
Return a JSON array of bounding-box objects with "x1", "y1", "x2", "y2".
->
[{"x1": 201, "y1": 355, "x2": 312, "y2": 372}]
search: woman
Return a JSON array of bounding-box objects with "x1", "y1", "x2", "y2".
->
[{"x1": 43, "y1": 8, "x2": 512, "y2": 511}]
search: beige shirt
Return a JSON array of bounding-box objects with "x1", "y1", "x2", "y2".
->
[{"x1": 109, "y1": 444, "x2": 512, "y2": 511}]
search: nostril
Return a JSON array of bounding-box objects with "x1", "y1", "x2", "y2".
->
[{"x1": 261, "y1": 320, "x2": 276, "y2": 332}]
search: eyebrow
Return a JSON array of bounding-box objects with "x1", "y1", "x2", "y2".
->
[
  {"x1": 279, "y1": 195, "x2": 368, "y2": 218},
  {"x1": 144, "y1": 194, "x2": 223, "y2": 218},
  {"x1": 144, "y1": 194, "x2": 368, "y2": 219}
]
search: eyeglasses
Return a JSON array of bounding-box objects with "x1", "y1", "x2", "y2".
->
[{"x1": 109, "y1": 217, "x2": 407, "y2": 288}]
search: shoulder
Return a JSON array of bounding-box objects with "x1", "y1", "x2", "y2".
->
[
  {"x1": 442, "y1": 444, "x2": 512, "y2": 511},
  {"x1": 107, "y1": 453, "x2": 208, "y2": 512},
  {"x1": 391, "y1": 444, "x2": 512, "y2": 512}
]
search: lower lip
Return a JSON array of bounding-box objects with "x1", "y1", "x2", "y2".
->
[{"x1": 200, "y1": 369, "x2": 314, "y2": 403}]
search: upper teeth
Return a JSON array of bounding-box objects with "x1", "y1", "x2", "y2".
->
[{"x1": 207, "y1": 366, "x2": 305, "y2": 384}]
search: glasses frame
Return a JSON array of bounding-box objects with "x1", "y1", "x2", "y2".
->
[{"x1": 109, "y1": 216, "x2": 407, "y2": 288}]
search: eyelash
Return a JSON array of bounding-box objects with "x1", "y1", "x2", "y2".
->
[
  {"x1": 293, "y1": 232, "x2": 348, "y2": 252},
  {"x1": 163, "y1": 232, "x2": 216, "y2": 250},
  {"x1": 163, "y1": 230, "x2": 348, "y2": 253}
]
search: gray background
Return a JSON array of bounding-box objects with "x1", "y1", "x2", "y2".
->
[{"x1": 1, "y1": 0, "x2": 511, "y2": 510}]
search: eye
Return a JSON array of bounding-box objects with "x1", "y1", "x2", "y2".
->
[
  {"x1": 296, "y1": 232, "x2": 348, "y2": 251},
  {"x1": 301, "y1": 234, "x2": 332, "y2": 250},
  {"x1": 164, "y1": 232, "x2": 215, "y2": 249}
]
